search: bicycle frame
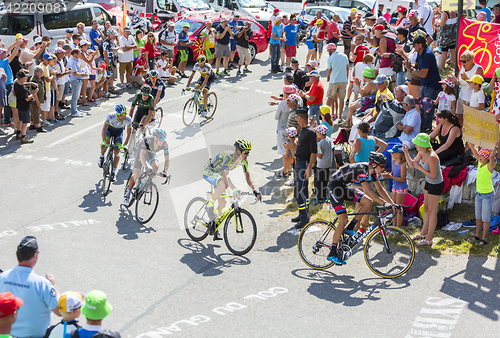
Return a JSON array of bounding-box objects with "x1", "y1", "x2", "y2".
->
[{"x1": 182, "y1": 89, "x2": 203, "y2": 111}]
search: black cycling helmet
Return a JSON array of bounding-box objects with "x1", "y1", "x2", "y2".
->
[
  {"x1": 368, "y1": 151, "x2": 387, "y2": 166},
  {"x1": 92, "y1": 330, "x2": 121, "y2": 338},
  {"x1": 234, "y1": 139, "x2": 252, "y2": 151},
  {"x1": 141, "y1": 84, "x2": 152, "y2": 95},
  {"x1": 148, "y1": 69, "x2": 159, "y2": 78}
]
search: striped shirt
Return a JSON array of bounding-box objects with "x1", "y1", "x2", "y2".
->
[{"x1": 341, "y1": 17, "x2": 354, "y2": 40}]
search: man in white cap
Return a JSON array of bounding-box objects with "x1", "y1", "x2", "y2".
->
[
  {"x1": 119, "y1": 27, "x2": 136, "y2": 88},
  {"x1": 159, "y1": 22, "x2": 176, "y2": 60},
  {"x1": 325, "y1": 43, "x2": 349, "y2": 119}
]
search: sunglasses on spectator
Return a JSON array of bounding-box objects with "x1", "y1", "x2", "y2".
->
[{"x1": 460, "y1": 59, "x2": 469, "y2": 63}]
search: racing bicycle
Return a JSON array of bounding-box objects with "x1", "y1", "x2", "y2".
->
[
  {"x1": 124, "y1": 168, "x2": 171, "y2": 224},
  {"x1": 100, "y1": 143, "x2": 125, "y2": 196},
  {"x1": 181, "y1": 88, "x2": 218, "y2": 127},
  {"x1": 297, "y1": 205, "x2": 415, "y2": 278},
  {"x1": 184, "y1": 190, "x2": 258, "y2": 255}
]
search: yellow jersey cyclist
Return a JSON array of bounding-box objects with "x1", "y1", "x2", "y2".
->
[
  {"x1": 98, "y1": 104, "x2": 133, "y2": 181},
  {"x1": 326, "y1": 152, "x2": 394, "y2": 265},
  {"x1": 204, "y1": 139, "x2": 263, "y2": 225},
  {"x1": 185, "y1": 55, "x2": 215, "y2": 118},
  {"x1": 123, "y1": 128, "x2": 170, "y2": 206},
  {"x1": 144, "y1": 70, "x2": 166, "y2": 107},
  {"x1": 129, "y1": 85, "x2": 155, "y2": 128}
]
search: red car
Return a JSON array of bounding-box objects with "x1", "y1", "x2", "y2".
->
[{"x1": 169, "y1": 14, "x2": 268, "y2": 64}]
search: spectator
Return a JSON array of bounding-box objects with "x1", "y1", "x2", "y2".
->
[
  {"x1": 52, "y1": 48, "x2": 69, "y2": 120},
  {"x1": 395, "y1": 27, "x2": 410, "y2": 86},
  {"x1": 342, "y1": 66, "x2": 377, "y2": 127},
  {"x1": 312, "y1": 124, "x2": 333, "y2": 205},
  {"x1": 396, "y1": 6, "x2": 410, "y2": 29},
  {"x1": 429, "y1": 110, "x2": 464, "y2": 162},
  {"x1": 371, "y1": 84, "x2": 409, "y2": 139},
  {"x1": 292, "y1": 107, "x2": 317, "y2": 229},
  {"x1": 477, "y1": 11, "x2": 487, "y2": 21},
  {"x1": 18, "y1": 34, "x2": 46, "y2": 76},
  {"x1": 47, "y1": 53, "x2": 59, "y2": 124},
  {"x1": 67, "y1": 49, "x2": 85, "y2": 118},
  {"x1": 326, "y1": 43, "x2": 349, "y2": 120},
  {"x1": 72, "y1": 34, "x2": 81, "y2": 49},
  {"x1": 416, "y1": 0, "x2": 434, "y2": 38},
  {"x1": 304, "y1": 22, "x2": 318, "y2": 66},
  {"x1": 356, "y1": 13, "x2": 377, "y2": 48},
  {"x1": 156, "y1": 52, "x2": 177, "y2": 84},
  {"x1": 0, "y1": 292, "x2": 23, "y2": 335},
  {"x1": 341, "y1": 9, "x2": 356, "y2": 57},
  {"x1": 158, "y1": 23, "x2": 176, "y2": 60},
  {"x1": 45, "y1": 292, "x2": 83, "y2": 338},
  {"x1": 350, "y1": 121, "x2": 387, "y2": 163},
  {"x1": 468, "y1": 75, "x2": 485, "y2": 111},
  {"x1": 177, "y1": 23, "x2": 192, "y2": 78},
  {"x1": 435, "y1": 76, "x2": 456, "y2": 114},
  {"x1": 398, "y1": 95, "x2": 421, "y2": 149},
  {"x1": 14, "y1": 71, "x2": 36, "y2": 143},
  {"x1": 118, "y1": 27, "x2": 136, "y2": 88},
  {"x1": 326, "y1": 14, "x2": 341, "y2": 45},
  {"x1": 39, "y1": 53, "x2": 56, "y2": 127},
  {"x1": 492, "y1": 4, "x2": 500, "y2": 23},
  {"x1": 0, "y1": 66, "x2": 6, "y2": 135},
  {"x1": 403, "y1": 133, "x2": 444, "y2": 247},
  {"x1": 101, "y1": 30, "x2": 119, "y2": 97},
  {"x1": 351, "y1": 53, "x2": 374, "y2": 102},
  {"x1": 291, "y1": 57, "x2": 307, "y2": 92},
  {"x1": 60, "y1": 44, "x2": 72, "y2": 108},
  {"x1": 316, "y1": 105, "x2": 333, "y2": 137},
  {"x1": 407, "y1": 12, "x2": 432, "y2": 44},
  {"x1": 79, "y1": 41, "x2": 97, "y2": 106},
  {"x1": 384, "y1": 8, "x2": 392, "y2": 23},
  {"x1": 378, "y1": 3, "x2": 384, "y2": 18},
  {"x1": 270, "y1": 16, "x2": 285, "y2": 73},
  {"x1": 76, "y1": 22, "x2": 89, "y2": 42},
  {"x1": 310, "y1": 11, "x2": 328, "y2": 61},
  {"x1": 478, "y1": 0, "x2": 491, "y2": 22},
  {"x1": 144, "y1": 32, "x2": 157, "y2": 71},
  {"x1": 201, "y1": 21, "x2": 216, "y2": 65},
  {"x1": 134, "y1": 30, "x2": 147, "y2": 59},
  {"x1": 64, "y1": 29, "x2": 73, "y2": 46},
  {"x1": 347, "y1": 35, "x2": 369, "y2": 104},
  {"x1": 73, "y1": 291, "x2": 112, "y2": 338},
  {"x1": 235, "y1": 21, "x2": 253, "y2": 76},
  {"x1": 0, "y1": 236, "x2": 61, "y2": 337},
  {"x1": 405, "y1": 36, "x2": 441, "y2": 132},
  {"x1": 1, "y1": 41, "x2": 22, "y2": 133},
  {"x1": 437, "y1": 9, "x2": 457, "y2": 70},
  {"x1": 283, "y1": 14, "x2": 299, "y2": 71},
  {"x1": 131, "y1": 50, "x2": 148, "y2": 86},
  {"x1": 275, "y1": 86, "x2": 293, "y2": 178},
  {"x1": 283, "y1": 94, "x2": 301, "y2": 184},
  {"x1": 89, "y1": 20, "x2": 103, "y2": 50},
  {"x1": 102, "y1": 21, "x2": 113, "y2": 38},
  {"x1": 299, "y1": 70, "x2": 324, "y2": 124},
  {"x1": 215, "y1": 18, "x2": 232, "y2": 76},
  {"x1": 374, "y1": 24, "x2": 397, "y2": 87},
  {"x1": 29, "y1": 66, "x2": 47, "y2": 133},
  {"x1": 228, "y1": 13, "x2": 240, "y2": 69},
  {"x1": 456, "y1": 50, "x2": 484, "y2": 125}
]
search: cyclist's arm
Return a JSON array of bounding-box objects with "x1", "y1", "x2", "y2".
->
[
  {"x1": 373, "y1": 180, "x2": 394, "y2": 204},
  {"x1": 163, "y1": 153, "x2": 170, "y2": 172},
  {"x1": 129, "y1": 104, "x2": 136, "y2": 118},
  {"x1": 201, "y1": 76, "x2": 209, "y2": 89},
  {"x1": 187, "y1": 71, "x2": 195, "y2": 86},
  {"x1": 139, "y1": 149, "x2": 148, "y2": 168},
  {"x1": 124, "y1": 127, "x2": 132, "y2": 146},
  {"x1": 244, "y1": 171, "x2": 257, "y2": 192},
  {"x1": 154, "y1": 91, "x2": 162, "y2": 107},
  {"x1": 101, "y1": 123, "x2": 109, "y2": 143}
]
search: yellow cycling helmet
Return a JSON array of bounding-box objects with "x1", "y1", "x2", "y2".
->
[
  {"x1": 197, "y1": 55, "x2": 207, "y2": 64},
  {"x1": 234, "y1": 139, "x2": 252, "y2": 151}
]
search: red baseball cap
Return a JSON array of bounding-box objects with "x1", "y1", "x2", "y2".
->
[
  {"x1": 373, "y1": 24, "x2": 385, "y2": 31},
  {"x1": 0, "y1": 292, "x2": 24, "y2": 318},
  {"x1": 398, "y1": 6, "x2": 407, "y2": 13},
  {"x1": 273, "y1": 8, "x2": 280, "y2": 13}
]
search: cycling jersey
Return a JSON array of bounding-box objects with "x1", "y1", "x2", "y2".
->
[
  {"x1": 132, "y1": 92, "x2": 155, "y2": 111},
  {"x1": 105, "y1": 112, "x2": 133, "y2": 132},
  {"x1": 145, "y1": 77, "x2": 166, "y2": 98},
  {"x1": 330, "y1": 162, "x2": 378, "y2": 186},
  {"x1": 193, "y1": 63, "x2": 215, "y2": 78},
  {"x1": 134, "y1": 136, "x2": 169, "y2": 169},
  {"x1": 209, "y1": 150, "x2": 248, "y2": 174}
]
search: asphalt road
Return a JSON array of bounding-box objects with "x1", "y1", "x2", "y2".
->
[{"x1": 0, "y1": 46, "x2": 498, "y2": 338}]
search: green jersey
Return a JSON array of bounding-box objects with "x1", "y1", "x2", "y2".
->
[{"x1": 132, "y1": 93, "x2": 155, "y2": 111}]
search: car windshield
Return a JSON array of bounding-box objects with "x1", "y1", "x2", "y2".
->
[
  {"x1": 238, "y1": 0, "x2": 267, "y2": 9},
  {"x1": 174, "y1": 20, "x2": 204, "y2": 35},
  {"x1": 177, "y1": 0, "x2": 211, "y2": 11},
  {"x1": 0, "y1": 14, "x2": 34, "y2": 35}
]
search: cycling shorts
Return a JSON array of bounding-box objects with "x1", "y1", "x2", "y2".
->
[
  {"x1": 134, "y1": 151, "x2": 158, "y2": 170},
  {"x1": 202, "y1": 165, "x2": 222, "y2": 186},
  {"x1": 205, "y1": 47, "x2": 215, "y2": 59},
  {"x1": 327, "y1": 180, "x2": 365, "y2": 215},
  {"x1": 197, "y1": 75, "x2": 215, "y2": 91},
  {"x1": 105, "y1": 127, "x2": 124, "y2": 146},
  {"x1": 179, "y1": 50, "x2": 189, "y2": 62},
  {"x1": 133, "y1": 107, "x2": 151, "y2": 124}
]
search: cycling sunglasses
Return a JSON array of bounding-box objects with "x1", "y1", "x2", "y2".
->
[
  {"x1": 242, "y1": 151, "x2": 250, "y2": 155},
  {"x1": 116, "y1": 112, "x2": 127, "y2": 116}
]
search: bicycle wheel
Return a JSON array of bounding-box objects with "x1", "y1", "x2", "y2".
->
[
  {"x1": 124, "y1": 172, "x2": 135, "y2": 208},
  {"x1": 364, "y1": 226, "x2": 415, "y2": 278},
  {"x1": 102, "y1": 153, "x2": 113, "y2": 196},
  {"x1": 135, "y1": 183, "x2": 159, "y2": 224},
  {"x1": 184, "y1": 197, "x2": 210, "y2": 241},
  {"x1": 182, "y1": 98, "x2": 197, "y2": 127},
  {"x1": 297, "y1": 220, "x2": 336, "y2": 269},
  {"x1": 223, "y1": 208, "x2": 257, "y2": 256},
  {"x1": 204, "y1": 92, "x2": 218, "y2": 119},
  {"x1": 121, "y1": 149, "x2": 129, "y2": 171},
  {"x1": 153, "y1": 107, "x2": 163, "y2": 128}
]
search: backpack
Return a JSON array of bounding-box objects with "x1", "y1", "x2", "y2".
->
[
  {"x1": 44, "y1": 320, "x2": 81, "y2": 338},
  {"x1": 437, "y1": 210, "x2": 449, "y2": 228}
]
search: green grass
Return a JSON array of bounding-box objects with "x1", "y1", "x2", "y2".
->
[{"x1": 278, "y1": 180, "x2": 499, "y2": 257}]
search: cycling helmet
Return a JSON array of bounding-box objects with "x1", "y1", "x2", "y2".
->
[
  {"x1": 148, "y1": 69, "x2": 159, "y2": 78},
  {"x1": 234, "y1": 139, "x2": 252, "y2": 151},
  {"x1": 153, "y1": 128, "x2": 167, "y2": 141},
  {"x1": 92, "y1": 330, "x2": 121, "y2": 338},
  {"x1": 115, "y1": 104, "x2": 127, "y2": 114},
  {"x1": 197, "y1": 55, "x2": 206, "y2": 64},
  {"x1": 141, "y1": 84, "x2": 152, "y2": 95},
  {"x1": 368, "y1": 151, "x2": 387, "y2": 166}
]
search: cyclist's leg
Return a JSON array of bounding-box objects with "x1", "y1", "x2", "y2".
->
[
  {"x1": 203, "y1": 167, "x2": 225, "y2": 218},
  {"x1": 202, "y1": 88, "x2": 209, "y2": 110},
  {"x1": 112, "y1": 133, "x2": 123, "y2": 170},
  {"x1": 327, "y1": 181, "x2": 349, "y2": 245},
  {"x1": 344, "y1": 188, "x2": 372, "y2": 234},
  {"x1": 149, "y1": 157, "x2": 160, "y2": 172}
]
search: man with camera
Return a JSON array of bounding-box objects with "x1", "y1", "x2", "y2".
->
[{"x1": 235, "y1": 21, "x2": 253, "y2": 76}]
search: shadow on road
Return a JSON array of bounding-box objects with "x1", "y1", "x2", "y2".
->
[
  {"x1": 79, "y1": 185, "x2": 112, "y2": 212},
  {"x1": 265, "y1": 225, "x2": 299, "y2": 252},
  {"x1": 440, "y1": 254, "x2": 500, "y2": 320},
  {"x1": 178, "y1": 238, "x2": 251, "y2": 277},
  {"x1": 114, "y1": 205, "x2": 157, "y2": 240}
]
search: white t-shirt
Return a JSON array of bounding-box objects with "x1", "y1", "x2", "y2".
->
[
  {"x1": 417, "y1": 3, "x2": 434, "y2": 36},
  {"x1": 156, "y1": 59, "x2": 170, "y2": 78},
  {"x1": 119, "y1": 35, "x2": 135, "y2": 63},
  {"x1": 458, "y1": 64, "x2": 483, "y2": 101},
  {"x1": 160, "y1": 29, "x2": 176, "y2": 51},
  {"x1": 437, "y1": 91, "x2": 456, "y2": 112},
  {"x1": 469, "y1": 89, "x2": 485, "y2": 109},
  {"x1": 353, "y1": 62, "x2": 369, "y2": 85}
]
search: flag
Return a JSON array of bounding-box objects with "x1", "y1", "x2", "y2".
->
[
  {"x1": 372, "y1": 0, "x2": 378, "y2": 16},
  {"x1": 121, "y1": 0, "x2": 127, "y2": 34},
  {"x1": 303, "y1": 1, "x2": 307, "y2": 10}
]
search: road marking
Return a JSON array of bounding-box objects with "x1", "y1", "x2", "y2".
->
[
  {"x1": 0, "y1": 220, "x2": 102, "y2": 238},
  {"x1": 47, "y1": 122, "x2": 102, "y2": 148},
  {"x1": 244, "y1": 80, "x2": 262, "y2": 84},
  {"x1": 255, "y1": 89, "x2": 272, "y2": 94}
]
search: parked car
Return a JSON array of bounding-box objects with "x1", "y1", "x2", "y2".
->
[
  {"x1": 328, "y1": 0, "x2": 375, "y2": 15},
  {"x1": 170, "y1": 14, "x2": 268, "y2": 64}
]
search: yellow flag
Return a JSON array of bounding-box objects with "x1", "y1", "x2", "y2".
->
[{"x1": 121, "y1": 0, "x2": 127, "y2": 35}]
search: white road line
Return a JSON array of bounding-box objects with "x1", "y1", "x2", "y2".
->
[
  {"x1": 255, "y1": 89, "x2": 272, "y2": 94},
  {"x1": 244, "y1": 80, "x2": 262, "y2": 84},
  {"x1": 46, "y1": 122, "x2": 102, "y2": 148}
]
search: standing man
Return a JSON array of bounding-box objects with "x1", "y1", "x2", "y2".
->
[
  {"x1": 283, "y1": 14, "x2": 299, "y2": 72},
  {"x1": 291, "y1": 57, "x2": 307, "y2": 92},
  {"x1": 310, "y1": 11, "x2": 328, "y2": 61},
  {"x1": 326, "y1": 14, "x2": 341, "y2": 46},
  {"x1": 14, "y1": 71, "x2": 36, "y2": 143},
  {"x1": 292, "y1": 107, "x2": 317, "y2": 229},
  {"x1": 118, "y1": 27, "x2": 136, "y2": 88},
  {"x1": 326, "y1": 43, "x2": 349, "y2": 120},
  {"x1": 0, "y1": 236, "x2": 61, "y2": 338},
  {"x1": 235, "y1": 21, "x2": 253, "y2": 76},
  {"x1": 270, "y1": 16, "x2": 285, "y2": 73},
  {"x1": 177, "y1": 23, "x2": 192, "y2": 79},
  {"x1": 341, "y1": 9, "x2": 356, "y2": 58},
  {"x1": 378, "y1": 4, "x2": 385, "y2": 18},
  {"x1": 299, "y1": 70, "x2": 324, "y2": 124},
  {"x1": 228, "y1": 13, "x2": 240, "y2": 69},
  {"x1": 404, "y1": 36, "x2": 441, "y2": 132},
  {"x1": 159, "y1": 22, "x2": 176, "y2": 60},
  {"x1": 201, "y1": 21, "x2": 216, "y2": 65},
  {"x1": 493, "y1": 4, "x2": 500, "y2": 24},
  {"x1": 416, "y1": 0, "x2": 434, "y2": 38},
  {"x1": 215, "y1": 18, "x2": 232, "y2": 77},
  {"x1": 89, "y1": 19, "x2": 103, "y2": 50},
  {"x1": 67, "y1": 49, "x2": 85, "y2": 117}
]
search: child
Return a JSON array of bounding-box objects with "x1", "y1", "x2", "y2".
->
[
  {"x1": 467, "y1": 74, "x2": 485, "y2": 111},
  {"x1": 156, "y1": 51, "x2": 177, "y2": 84},
  {"x1": 72, "y1": 290, "x2": 112, "y2": 338},
  {"x1": 466, "y1": 142, "x2": 496, "y2": 245},
  {"x1": 312, "y1": 124, "x2": 333, "y2": 205},
  {"x1": 435, "y1": 77, "x2": 456, "y2": 115},
  {"x1": 381, "y1": 144, "x2": 408, "y2": 228},
  {"x1": 45, "y1": 291, "x2": 84, "y2": 338}
]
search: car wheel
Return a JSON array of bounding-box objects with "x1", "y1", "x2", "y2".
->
[{"x1": 249, "y1": 43, "x2": 257, "y2": 61}]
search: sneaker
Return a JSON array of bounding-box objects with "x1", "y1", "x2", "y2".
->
[
  {"x1": 243, "y1": 68, "x2": 252, "y2": 73},
  {"x1": 123, "y1": 194, "x2": 131, "y2": 206},
  {"x1": 15, "y1": 131, "x2": 22, "y2": 140},
  {"x1": 236, "y1": 70, "x2": 243, "y2": 76},
  {"x1": 285, "y1": 178, "x2": 295, "y2": 186},
  {"x1": 29, "y1": 125, "x2": 37, "y2": 130},
  {"x1": 216, "y1": 70, "x2": 221, "y2": 76},
  {"x1": 205, "y1": 204, "x2": 216, "y2": 221},
  {"x1": 36, "y1": 127, "x2": 47, "y2": 133},
  {"x1": 21, "y1": 136, "x2": 34, "y2": 144},
  {"x1": 109, "y1": 88, "x2": 119, "y2": 94},
  {"x1": 71, "y1": 112, "x2": 84, "y2": 118},
  {"x1": 42, "y1": 120, "x2": 53, "y2": 127},
  {"x1": 50, "y1": 119, "x2": 61, "y2": 124},
  {"x1": 55, "y1": 113, "x2": 65, "y2": 120},
  {"x1": 98, "y1": 157, "x2": 104, "y2": 168},
  {"x1": 327, "y1": 255, "x2": 346, "y2": 265},
  {"x1": 181, "y1": 73, "x2": 189, "y2": 79},
  {"x1": 4, "y1": 122, "x2": 14, "y2": 128},
  {"x1": 110, "y1": 172, "x2": 115, "y2": 182},
  {"x1": 126, "y1": 83, "x2": 133, "y2": 88},
  {"x1": 103, "y1": 92, "x2": 111, "y2": 98},
  {"x1": 200, "y1": 110, "x2": 207, "y2": 118},
  {"x1": 224, "y1": 69, "x2": 230, "y2": 76}
]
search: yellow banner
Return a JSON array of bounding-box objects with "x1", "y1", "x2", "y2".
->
[
  {"x1": 462, "y1": 106, "x2": 499, "y2": 149},
  {"x1": 442, "y1": 0, "x2": 475, "y2": 11}
]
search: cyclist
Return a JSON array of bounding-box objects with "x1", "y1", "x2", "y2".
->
[
  {"x1": 123, "y1": 128, "x2": 170, "y2": 206},
  {"x1": 203, "y1": 139, "x2": 262, "y2": 234},
  {"x1": 98, "y1": 104, "x2": 133, "y2": 181},
  {"x1": 144, "y1": 69, "x2": 166, "y2": 107},
  {"x1": 185, "y1": 55, "x2": 216, "y2": 118},
  {"x1": 326, "y1": 152, "x2": 394, "y2": 265},
  {"x1": 129, "y1": 84, "x2": 155, "y2": 128}
]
